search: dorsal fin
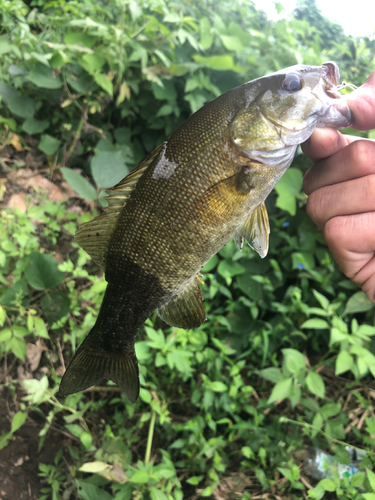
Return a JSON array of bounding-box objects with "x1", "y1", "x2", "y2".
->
[
  {"x1": 75, "y1": 143, "x2": 164, "y2": 269},
  {"x1": 234, "y1": 202, "x2": 270, "y2": 258},
  {"x1": 104, "y1": 142, "x2": 164, "y2": 214}
]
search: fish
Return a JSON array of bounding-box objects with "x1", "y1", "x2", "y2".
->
[{"x1": 57, "y1": 61, "x2": 353, "y2": 402}]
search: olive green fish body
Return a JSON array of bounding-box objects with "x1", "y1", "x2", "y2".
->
[{"x1": 58, "y1": 62, "x2": 353, "y2": 402}]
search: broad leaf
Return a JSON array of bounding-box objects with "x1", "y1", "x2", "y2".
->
[
  {"x1": 25, "y1": 252, "x2": 64, "y2": 290},
  {"x1": 41, "y1": 292, "x2": 71, "y2": 325},
  {"x1": 61, "y1": 167, "x2": 97, "y2": 200},
  {"x1": 27, "y1": 63, "x2": 62, "y2": 89},
  {"x1": 39, "y1": 134, "x2": 61, "y2": 155}
]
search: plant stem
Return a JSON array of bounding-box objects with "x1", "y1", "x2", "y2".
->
[
  {"x1": 145, "y1": 412, "x2": 156, "y2": 464},
  {"x1": 279, "y1": 416, "x2": 366, "y2": 452},
  {"x1": 66, "y1": 114, "x2": 84, "y2": 163}
]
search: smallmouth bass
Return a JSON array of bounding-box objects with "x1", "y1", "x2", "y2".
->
[{"x1": 58, "y1": 62, "x2": 352, "y2": 402}]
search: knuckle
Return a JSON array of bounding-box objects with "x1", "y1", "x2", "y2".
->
[
  {"x1": 324, "y1": 217, "x2": 346, "y2": 248},
  {"x1": 306, "y1": 188, "x2": 326, "y2": 226},
  {"x1": 348, "y1": 140, "x2": 375, "y2": 174}
]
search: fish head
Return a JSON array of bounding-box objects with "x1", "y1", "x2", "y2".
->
[{"x1": 231, "y1": 61, "x2": 353, "y2": 168}]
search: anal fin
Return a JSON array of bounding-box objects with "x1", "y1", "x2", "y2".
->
[
  {"x1": 235, "y1": 201, "x2": 270, "y2": 258},
  {"x1": 158, "y1": 276, "x2": 206, "y2": 329},
  {"x1": 57, "y1": 342, "x2": 139, "y2": 403}
]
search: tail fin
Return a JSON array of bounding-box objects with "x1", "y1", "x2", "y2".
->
[{"x1": 56, "y1": 344, "x2": 139, "y2": 403}]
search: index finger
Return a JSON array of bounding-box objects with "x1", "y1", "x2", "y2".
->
[
  {"x1": 301, "y1": 128, "x2": 350, "y2": 162},
  {"x1": 346, "y1": 69, "x2": 375, "y2": 131},
  {"x1": 302, "y1": 69, "x2": 375, "y2": 162}
]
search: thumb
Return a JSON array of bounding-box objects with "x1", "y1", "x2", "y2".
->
[{"x1": 346, "y1": 70, "x2": 375, "y2": 131}]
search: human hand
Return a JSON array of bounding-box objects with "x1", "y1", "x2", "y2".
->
[{"x1": 302, "y1": 70, "x2": 375, "y2": 302}]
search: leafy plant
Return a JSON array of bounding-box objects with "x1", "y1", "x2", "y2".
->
[{"x1": 1, "y1": 0, "x2": 375, "y2": 499}]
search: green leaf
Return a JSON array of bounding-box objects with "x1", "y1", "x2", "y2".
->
[
  {"x1": 0, "y1": 432, "x2": 12, "y2": 451},
  {"x1": 25, "y1": 252, "x2": 64, "y2": 290},
  {"x1": 306, "y1": 371, "x2": 325, "y2": 398},
  {"x1": 41, "y1": 292, "x2": 71, "y2": 325},
  {"x1": 22, "y1": 118, "x2": 49, "y2": 135},
  {"x1": 217, "y1": 260, "x2": 245, "y2": 279},
  {"x1": 210, "y1": 381, "x2": 227, "y2": 392},
  {"x1": 0, "y1": 307, "x2": 5, "y2": 327},
  {"x1": 335, "y1": 350, "x2": 353, "y2": 375},
  {"x1": 220, "y1": 35, "x2": 244, "y2": 52},
  {"x1": 149, "y1": 488, "x2": 168, "y2": 500},
  {"x1": 202, "y1": 255, "x2": 218, "y2": 272},
  {"x1": 65, "y1": 32, "x2": 97, "y2": 48},
  {"x1": 312, "y1": 290, "x2": 330, "y2": 310},
  {"x1": 94, "y1": 74, "x2": 113, "y2": 95},
  {"x1": 193, "y1": 54, "x2": 234, "y2": 70},
  {"x1": 34, "y1": 317, "x2": 50, "y2": 339},
  {"x1": 80, "y1": 432, "x2": 92, "y2": 450},
  {"x1": 139, "y1": 388, "x2": 152, "y2": 404},
  {"x1": 13, "y1": 326, "x2": 28, "y2": 338},
  {"x1": 75, "y1": 480, "x2": 112, "y2": 500},
  {"x1": 80, "y1": 54, "x2": 106, "y2": 74},
  {"x1": 274, "y1": 168, "x2": 303, "y2": 215},
  {"x1": 318, "y1": 478, "x2": 336, "y2": 492},
  {"x1": 259, "y1": 367, "x2": 283, "y2": 383},
  {"x1": 0, "y1": 36, "x2": 14, "y2": 55},
  {"x1": 278, "y1": 467, "x2": 293, "y2": 482},
  {"x1": 282, "y1": 348, "x2": 305, "y2": 374},
  {"x1": 312, "y1": 412, "x2": 323, "y2": 437},
  {"x1": 268, "y1": 377, "x2": 292, "y2": 404},
  {"x1": 199, "y1": 18, "x2": 213, "y2": 49},
  {"x1": 0, "y1": 279, "x2": 29, "y2": 306},
  {"x1": 236, "y1": 275, "x2": 263, "y2": 301},
  {"x1": 300, "y1": 318, "x2": 329, "y2": 330},
  {"x1": 367, "y1": 469, "x2": 375, "y2": 491},
  {"x1": 344, "y1": 291, "x2": 374, "y2": 315},
  {"x1": 351, "y1": 472, "x2": 365, "y2": 488},
  {"x1": 27, "y1": 63, "x2": 62, "y2": 89},
  {"x1": 91, "y1": 151, "x2": 128, "y2": 189},
  {"x1": 61, "y1": 167, "x2": 97, "y2": 200},
  {"x1": 9, "y1": 336, "x2": 26, "y2": 361},
  {"x1": 66, "y1": 424, "x2": 84, "y2": 438},
  {"x1": 320, "y1": 402, "x2": 341, "y2": 419},
  {"x1": 39, "y1": 134, "x2": 61, "y2": 155},
  {"x1": 186, "y1": 475, "x2": 204, "y2": 485},
  {"x1": 7, "y1": 95, "x2": 36, "y2": 118},
  {"x1": 129, "y1": 470, "x2": 149, "y2": 484},
  {"x1": 275, "y1": 189, "x2": 296, "y2": 216},
  {"x1": 11, "y1": 411, "x2": 27, "y2": 432}
]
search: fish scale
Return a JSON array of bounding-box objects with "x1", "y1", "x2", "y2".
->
[{"x1": 57, "y1": 62, "x2": 353, "y2": 403}]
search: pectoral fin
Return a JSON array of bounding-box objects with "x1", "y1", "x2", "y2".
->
[
  {"x1": 158, "y1": 276, "x2": 206, "y2": 329},
  {"x1": 235, "y1": 202, "x2": 270, "y2": 258}
]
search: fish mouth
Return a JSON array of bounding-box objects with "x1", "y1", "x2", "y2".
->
[
  {"x1": 315, "y1": 61, "x2": 354, "y2": 128},
  {"x1": 322, "y1": 61, "x2": 340, "y2": 87}
]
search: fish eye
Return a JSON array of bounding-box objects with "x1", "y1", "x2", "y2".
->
[{"x1": 282, "y1": 73, "x2": 303, "y2": 92}]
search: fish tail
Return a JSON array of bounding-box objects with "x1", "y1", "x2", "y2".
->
[{"x1": 56, "y1": 336, "x2": 139, "y2": 403}]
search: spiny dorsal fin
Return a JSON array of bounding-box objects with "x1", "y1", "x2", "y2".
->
[
  {"x1": 104, "y1": 143, "x2": 164, "y2": 214},
  {"x1": 75, "y1": 143, "x2": 165, "y2": 269},
  {"x1": 234, "y1": 201, "x2": 270, "y2": 258},
  {"x1": 158, "y1": 275, "x2": 206, "y2": 329}
]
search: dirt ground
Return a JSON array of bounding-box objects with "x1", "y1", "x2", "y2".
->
[
  {"x1": 0, "y1": 141, "x2": 77, "y2": 500},
  {"x1": 0, "y1": 387, "x2": 64, "y2": 500}
]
